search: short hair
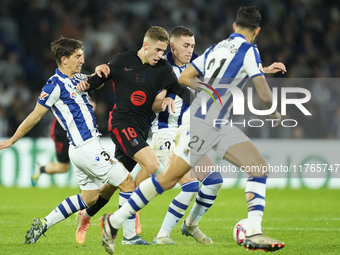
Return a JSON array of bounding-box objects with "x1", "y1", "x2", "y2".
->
[
  {"x1": 170, "y1": 26, "x2": 194, "y2": 41},
  {"x1": 236, "y1": 6, "x2": 261, "y2": 30},
  {"x1": 144, "y1": 26, "x2": 169, "y2": 43},
  {"x1": 50, "y1": 37, "x2": 83, "y2": 65}
]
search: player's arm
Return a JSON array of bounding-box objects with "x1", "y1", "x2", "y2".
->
[
  {"x1": 178, "y1": 64, "x2": 202, "y2": 90},
  {"x1": 263, "y1": 62, "x2": 287, "y2": 74},
  {"x1": 0, "y1": 103, "x2": 49, "y2": 150},
  {"x1": 87, "y1": 64, "x2": 110, "y2": 90},
  {"x1": 152, "y1": 89, "x2": 175, "y2": 113},
  {"x1": 252, "y1": 76, "x2": 281, "y2": 127}
]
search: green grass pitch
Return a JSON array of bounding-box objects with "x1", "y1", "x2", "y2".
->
[{"x1": 0, "y1": 187, "x2": 339, "y2": 255}]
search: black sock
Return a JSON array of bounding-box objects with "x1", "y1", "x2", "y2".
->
[
  {"x1": 86, "y1": 196, "x2": 109, "y2": 217},
  {"x1": 40, "y1": 166, "x2": 46, "y2": 174}
]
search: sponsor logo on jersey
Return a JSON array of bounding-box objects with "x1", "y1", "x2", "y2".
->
[
  {"x1": 136, "y1": 74, "x2": 145, "y2": 84},
  {"x1": 70, "y1": 92, "x2": 78, "y2": 99},
  {"x1": 39, "y1": 91, "x2": 49, "y2": 100},
  {"x1": 130, "y1": 91, "x2": 146, "y2": 106},
  {"x1": 124, "y1": 67, "x2": 134, "y2": 71}
]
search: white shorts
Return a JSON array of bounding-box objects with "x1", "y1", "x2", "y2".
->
[
  {"x1": 151, "y1": 130, "x2": 176, "y2": 166},
  {"x1": 189, "y1": 120, "x2": 250, "y2": 167},
  {"x1": 69, "y1": 138, "x2": 129, "y2": 190},
  {"x1": 173, "y1": 124, "x2": 191, "y2": 166}
]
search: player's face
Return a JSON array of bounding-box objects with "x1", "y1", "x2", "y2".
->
[
  {"x1": 171, "y1": 36, "x2": 195, "y2": 66},
  {"x1": 145, "y1": 40, "x2": 168, "y2": 65},
  {"x1": 67, "y1": 49, "x2": 84, "y2": 74}
]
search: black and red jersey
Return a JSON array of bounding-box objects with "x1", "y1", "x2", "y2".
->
[{"x1": 88, "y1": 49, "x2": 192, "y2": 138}]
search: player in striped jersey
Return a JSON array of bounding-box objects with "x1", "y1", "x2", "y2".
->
[
  {"x1": 0, "y1": 37, "x2": 143, "y2": 245},
  {"x1": 151, "y1": 26, "x2": 223, "y2": 245},
  {"x1": 98, "y1": 6, "x2": 286, "y2": 254}
]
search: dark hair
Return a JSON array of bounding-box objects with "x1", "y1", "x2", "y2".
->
[
  {"x1": 170, "y1": 26, "x2": 194, "y2": 40},
  {"x1": 144, "y1": 26, "x2": 169, "y2": 43},
  {"x1": 50, "y1": 37, "x2": 83, "y2": 65},
  {"x1": 236, "y1": 6, "x2": 261, "y2": 30}
]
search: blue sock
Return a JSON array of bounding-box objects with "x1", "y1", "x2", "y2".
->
[
  {"x1": 45, "y1": 194, "x2": 87, "y2": 228},
  {"x1": 186, "y1": 172, "x2": 223, "y2": 226},
  {"x1": 157, "y1": 180, "x2": 199, "y2": 238}
]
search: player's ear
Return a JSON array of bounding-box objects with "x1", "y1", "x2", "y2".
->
[
  {"x1": 254, "y1": 27, "x2": 261, "y2": 36},
  {"x1": 142, "y1": 41, "x2": 148, "y2": 50},
  {"x1": 170, "y1": 41, "x2": 175, "y2": 50},
  {"x1": 61, "y1": 56, "x2": 67, "y2": 65},
  {"x1": 233, "y1": 22, "x2": 236, "y2": 31}
]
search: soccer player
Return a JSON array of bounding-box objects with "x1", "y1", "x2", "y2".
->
[
  {"x1": 0, "y1": 37, "x2": 141, "y2": 245},
  {"x1": 74, "y1": 26, "x2": 193, "y2": 244},
  {"x1": 151, "y1": 26, "x2": 223, "y2": 245},
  {"x1": 99, "y1": 6, "x2": 286, "y2": 254}
]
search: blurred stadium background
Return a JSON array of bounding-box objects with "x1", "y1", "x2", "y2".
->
[{"x1": 0, "y1": 0, "x2": 340, "y2": 188}]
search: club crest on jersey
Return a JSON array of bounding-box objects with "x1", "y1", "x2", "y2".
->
[
  {"x1": 184, "y1": 149, "x2": 190, "y2": 156},
  {"x1": 130, "y1": 138, "x2": 139, "y2": 147},
  {"x1": 136, "y1": 74, "x2": 145, "y2": 84},
  {"x1": 70, "y1": 92, "x2": 78, "y2": 99},
  {"x1": 39, "y1": 91, "x2": 49, "y2": 100}
]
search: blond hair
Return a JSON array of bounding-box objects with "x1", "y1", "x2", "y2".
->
[{"x1": 144, "y1": 26, "x2": 169, "y2": 43}]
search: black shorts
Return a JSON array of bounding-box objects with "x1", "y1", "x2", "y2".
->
[
  {"x1": 50, "y1": 118, "x2": 70, "y2": 164},
  {"x1": 109, "y1": 124, "x2": 148, "y2": 172}
]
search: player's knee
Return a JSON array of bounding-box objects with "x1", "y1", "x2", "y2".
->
[
  {"x1": 81, "y1": 190, "x2": 99, "y2": 206},
  {"x1": 202, "y1": 172, "x2": 223, "y2": 189},
  {"x1": 58, "y1": 162, "x2": 70, "y2": 173},
  {"x1": 120, "y1": 174, "x2": 135, "y2": 192},
  {"x1": 145, "y1": 160, "x2": 160, "y2": 175}
]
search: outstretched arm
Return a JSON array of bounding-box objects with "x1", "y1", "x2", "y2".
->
[
  {"x1": 263, "y1": 62, "x2": 287, "y2": 74},
  {"x1": 178, "y1": 64, "x2": 201, "y2": 90},
  {"x1": 0, "y1": 103, "x2": 49, "y2": 150}
]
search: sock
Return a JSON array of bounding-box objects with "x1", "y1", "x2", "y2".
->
[
  {"x1": 109, "y1": 175, "x2": 163, "y2": 229},
  {"x1": 245, "y1": 176, "x2": 267, "y2": 236},
  {"x1": 157, "y1": 180, "x2": 199, "y2": 238},
  {"x1": 186, "y1": 172, "x2": 223, "y2": 227},
  {"x1": 86, "y1": 196, "x2": 109, "y2": 217},
  {"x1": 119, "y1": 192, "x2": 136, "y2": 239},
  {"x1": 40, "y1": 166, "x2": 46, "y2": 174},
  {"x1": 45, "y1": 194, "x2": 87, "y2": 228}
]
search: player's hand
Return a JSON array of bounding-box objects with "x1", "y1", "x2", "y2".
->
[
  {"x1": 264, "y1": 62, "x2": 287, "y2": 74},
  {"x1": 270, "y1": 111, "x2": 282, "y2": 128},
  {"x1": 0, "y1": 140, "x2": 13, "y2": 150},
  {"x1": 95, "y1": 64, "x2": 110, "y2": 78},
  {"x1": 76, "y1": 80, "x2": 90, "y2": 91},
  {"x1": 162, "y1": 97, "x2": 175, "y2": 113}
]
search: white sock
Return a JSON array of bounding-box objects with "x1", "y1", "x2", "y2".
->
[
  {"x1": 157, "y1": 180, "x2": 199, "y2": 238},
  {"x1": 110, "y1": 175, "x2": 163, "y2": 229},
  {"x1": 186, "y1": 172, "x2": 223, "y2": 227},
  {"x1": 119, "y1": 191, "x2": 136, "y2": 239},
  {"x1": 245, "y1": 176, "x2": 267, "y2": 236},
  {"x1": 45, "y1": 194, "x2": 87, "y2": 228}
]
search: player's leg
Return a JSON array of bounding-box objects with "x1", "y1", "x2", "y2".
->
[
  {"x1": 223, "y1": 140, "x2": 284, "y2": 251},
  {"x1": 180, "y1": 154, "x2": 222, "y2": 244},
  {"x1": 132, "y1": 146, "x2": 160, "y2": 186},
  {"x1": 101, "y1": 125, "x2": 191, "y2": 253},
  {"x1": 154, "y1": 171, "x2": 198, "y2": 244}
]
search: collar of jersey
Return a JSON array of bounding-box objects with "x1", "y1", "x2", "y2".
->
[
  {"x1": 56, "y1": 68, "x2": 70, "y2": 79},
  {"x1": 229, "y1": 33, "x2": 246, "y2": 41}
]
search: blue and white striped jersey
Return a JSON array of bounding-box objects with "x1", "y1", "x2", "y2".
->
[
  {"x1": 37, "y1": 69, "x2": 100, "y2": 147},
  {"x1": 191, "y1": 33, "x2": 264, "y2": 127},
  {"x1": 151, "y1": 51, "x2": 196, "y2": 133}
]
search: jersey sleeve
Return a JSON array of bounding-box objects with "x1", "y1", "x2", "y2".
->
[
  {"x1": 243, "y1": 46, "x2": 264, "y2": 78},
  {"x1": 191, "y1": 53, "x2": 205, "y2": 77},
  {"x1": 37, "y1": 81, "x2": 61, "y2": 109},
  {"x1": 87, "y1": 55, "x2": 119, "y2": 90}
]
